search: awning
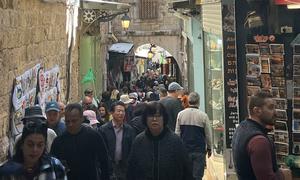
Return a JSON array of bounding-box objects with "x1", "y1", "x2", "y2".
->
[
  {"x1": 81, "y1": 0, "x2": 130, "y2": 11},
  {"x1": 109, "y1": 43, "x2": 134, "y2": 54},
  {"x1": 169, "y1": 0, "x2": 200, "y2": 16},
  {"x1": 169, "y1": 0, "x2": 192, "y2": 9}
]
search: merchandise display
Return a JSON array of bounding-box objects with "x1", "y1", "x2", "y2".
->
[
  {"x1": 246, "y1": 40, "x2": 289, "y2": 165},
  {"x1": 292, "y1": 45, "x2": 300, "y2": 163}
]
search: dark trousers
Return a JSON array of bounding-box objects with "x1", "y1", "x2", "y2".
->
[
  {"x1": 188, "y1": 152, "x2": 206, "y2": 180},
  {"x1": 111, "y1": 161, "x2": 127, "y2": 180}
]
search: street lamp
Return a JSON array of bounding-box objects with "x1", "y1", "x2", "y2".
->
[{"x1": 121, "y1": 14, "x2": 131, "y2": 30}]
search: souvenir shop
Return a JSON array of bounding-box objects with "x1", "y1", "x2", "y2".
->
[
  {"x1": 236, "y1": 0, "x2": 300, "y2": 177},
  {"x1": 201, "y1": 0, "x2": 300, "y2": 179}
]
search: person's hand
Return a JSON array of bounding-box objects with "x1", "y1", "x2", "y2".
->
[
  {"x1": 207, "y1": 149, "x2": 212, "y2": 158},
  {"x1": 280, "y1": 168, "x2": 292, "y2": 180}
]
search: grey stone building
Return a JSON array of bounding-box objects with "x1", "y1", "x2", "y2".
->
[{"x1": 110, "y1": 0, "x2": 186, "y2": 85}]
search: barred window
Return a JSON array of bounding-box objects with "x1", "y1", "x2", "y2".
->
[{"x1": 139, "y1": 0, "x2": 158, "y2": 20}]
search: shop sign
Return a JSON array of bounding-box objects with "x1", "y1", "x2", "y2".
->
[
  {"x1": 222, "y1": 0, "x2": 239, "y2": 175},
  {"x1": 253, "y1": 35, "x2": 276, "y2": 43},
  {"x1": 222, "y1": 1, "x2": 239, "y2": 150},
  {"x1": 275, "y1": 0, "x2": 300, "y2": 5}
]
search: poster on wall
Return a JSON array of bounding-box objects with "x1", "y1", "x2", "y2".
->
[
  {"x1": 12, "y1": 64, "x2": 41, "y2": 134},
  {"x1": 123, "y1": 56, "x2": 134, "y2": 72},
  {"x1": 11, "y1": 64, "x2": 60, "y2": 147},
  {"x1": 37, "y1": 65, "x2": 60, "y2": 113}
]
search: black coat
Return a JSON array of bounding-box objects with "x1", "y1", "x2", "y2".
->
[
  {"x1": 127, "y1": 128, "x2": 193, "y2": 180},
  {"x1": 128, "y1": 115, "x2": 146, "y2": 135},
  {"x1": 99, "y1": 121, "x2": 136, "y2": 166},
  {"x1": 50, "y1": 125, "x2": 110, "y2": 180}
]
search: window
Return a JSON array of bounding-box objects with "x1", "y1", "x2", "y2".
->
[{"x1": 139, "y1": 0, "x2": 158, "y2": 20}]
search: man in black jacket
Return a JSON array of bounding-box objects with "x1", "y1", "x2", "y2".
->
[
  {"x1": 100, "y1": 101, "x2": 136, "y2": 180},
  {"x1": 51, "y1": 103, "x2": 110, "y2": 180}
]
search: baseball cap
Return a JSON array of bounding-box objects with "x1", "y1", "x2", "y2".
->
[
  {"x1": 168, "y1": 82, "x2": 184, "y2": 91},
  {"x1": 45, "y1": 102, "x2": 60, "y2": 112}
]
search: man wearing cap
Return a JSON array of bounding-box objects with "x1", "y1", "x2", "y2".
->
[
  {"x1": 159, "y1": 82, "x2": 184, "y2": 131},
  {"x1": 100, "y1": 101, "x2": 136, "y2": 180},
  {"x1": 15, "y1": 105, "x2": 57, "y2": 153},
  {"x1": 45, "y1": 101, "x2": 66, "y2": 136}
]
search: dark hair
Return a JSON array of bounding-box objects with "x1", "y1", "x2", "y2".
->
[
  {"x1": 84, "y1": 88, "x2": 93, "y2": 95},
  {"x1": 142, "y1": 102, "x2": 168, "y2": 126},
  {"x1": 248, "y1": 91, "x2": 273, "y2": 115},
  {"x1": 86, "y1": 104, "x2": 101, "y2": 118},
  {"x1": 65, "y1": 103, "x2": 83, "y2": 117},
  {"x1": 14, "y1": 121, "x2": 48, "y2": 163},
  {"x1": 110, "y1": 101, "x2": 126, "y2": 112},
  {"x1": 101, "y1": 91, "x2": 111, "y2": 100},
  {"x1": 98, "y1": 102, "x2": 110, "y2": 121}
]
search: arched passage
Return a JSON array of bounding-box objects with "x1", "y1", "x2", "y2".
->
[
  {"x1": 124, "y1": 35, "x2": 184, "y2": 74},
  {"x1": 134, "y1": 43, "x2": 182, "y2": 83}
]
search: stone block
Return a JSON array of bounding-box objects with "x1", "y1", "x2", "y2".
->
[
  {"x1": 45, "y1": 27, "x2": 54, "y2": 41},
  {"x1": 0, "y1": 136, "x2": 9, "y2": 164}
]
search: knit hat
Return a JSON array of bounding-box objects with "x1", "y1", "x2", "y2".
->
[{"x1": 168, "y1": 82, "x2": 183, "y2": 91}]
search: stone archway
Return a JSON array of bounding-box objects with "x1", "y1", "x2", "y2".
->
[{"x1": 122, "y1": 34, "x2": 184, "y2": 74}]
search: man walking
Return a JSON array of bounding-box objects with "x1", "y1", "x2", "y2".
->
[
  {"x1": 51, "y1": 103, "x2": 110, "y2": 180},
  {"x1": 159, "y1": 82, "x2": 184, "y2": 131},
  {"x1": 45, "y1": 101, "x2": 66, "y2": 136},
  {"x1": 100, "y1": 101, "x2": 136, "y2": 180},
  {"x1": 232, "y1": 91, "x2": 290, "y2": 180},
  {"x1": 175, "y1": 92, "x2": 212, "y2": 180}
]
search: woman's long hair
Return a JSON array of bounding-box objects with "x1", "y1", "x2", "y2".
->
[
  {"x1": 98, "y1": 102, "x2": 110, "y2": 122},
  {"x1": 13, "y1": 120, "x2": 48, "y2": 163}
]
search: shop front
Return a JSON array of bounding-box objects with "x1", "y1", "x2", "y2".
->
[
  {"x1": 235, "y1": 0, "x2": 300, "y2": 178},
  {"x1": 107, "y1": 43, "x2": 135, "y2": 89},
  {"x1": 201, "y1": 0, "x2": 300, "y2": 179}
]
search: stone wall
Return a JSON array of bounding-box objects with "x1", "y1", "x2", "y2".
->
[{"x1": 0, "y1": 0, "x2": 79, "y2": 162}]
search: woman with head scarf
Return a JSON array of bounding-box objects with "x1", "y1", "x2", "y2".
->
[{"x1": 127, "y1": 102, "x2": 192, "y2": 180}]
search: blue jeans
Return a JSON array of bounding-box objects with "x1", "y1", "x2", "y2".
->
[{"x1": 188, "y1": 152, "x2": 206, "y2": 179}]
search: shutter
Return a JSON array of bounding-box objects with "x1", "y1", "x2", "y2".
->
[
  {"x1": 202, "y1": 2, "x2": 222, "y2": 35},
  {"x1": 139, "y1": 0, "x2": 158, "y2": 20}
]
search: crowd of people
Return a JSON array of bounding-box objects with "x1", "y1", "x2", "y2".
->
[
  {"x1": 0, "y1": 69, "x2": 295, "y2": 180},
  {"x1": 0, "y1": 70, "x2": 214, "y2": 180}
]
